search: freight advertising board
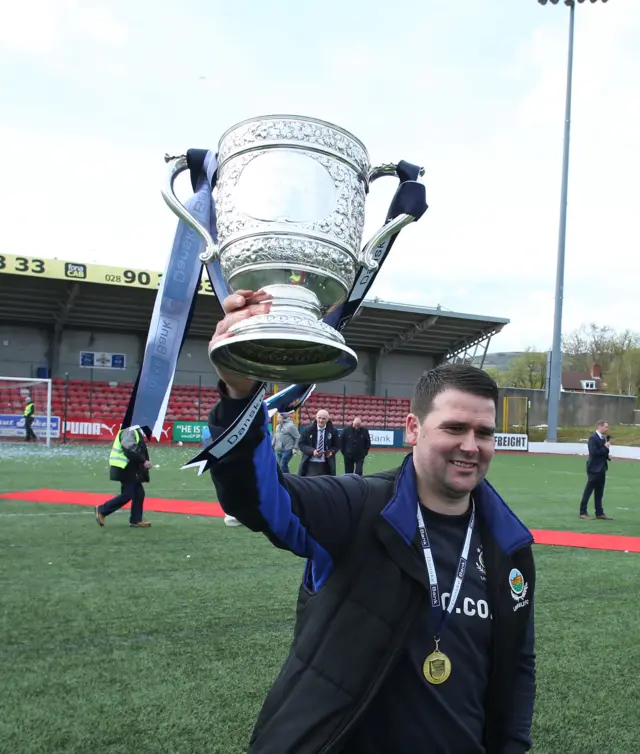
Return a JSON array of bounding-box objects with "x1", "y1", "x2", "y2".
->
[{"x1": 494, "y1": 433, "x2": 529, "y2": 451}]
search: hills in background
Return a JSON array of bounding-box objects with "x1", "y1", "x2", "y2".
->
[{"x1": 475, "y1": 351, "x2": 524, "y2": 371}]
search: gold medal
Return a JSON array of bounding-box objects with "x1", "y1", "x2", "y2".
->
[{"x1": 423, "y1": 639, "x2": 451, "y2": 685}]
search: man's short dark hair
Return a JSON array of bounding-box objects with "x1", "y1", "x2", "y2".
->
[{"x1": 410, "y1": 363, "x2": 499, "y2": 420}]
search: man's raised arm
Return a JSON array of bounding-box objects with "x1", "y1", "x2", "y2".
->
[{"x1": 207, "y1": 290, "x2": 366, "y2": 565}]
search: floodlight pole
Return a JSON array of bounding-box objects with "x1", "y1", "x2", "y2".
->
[{"x1": 543, "y1": 0, "x2": 576, "y2": 442}]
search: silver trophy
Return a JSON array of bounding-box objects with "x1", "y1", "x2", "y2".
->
[{"x1": 162, "y1": 114, "x2": 421, "y2": 383}]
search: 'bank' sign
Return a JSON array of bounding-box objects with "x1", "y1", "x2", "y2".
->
[
  {"x1": 369, "y1": 429, "x2": 395, "y2": 447},
  {"x1": 494, "y1": 433, "x2": 529, "y2": 451}
]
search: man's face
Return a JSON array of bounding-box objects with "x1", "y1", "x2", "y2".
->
[
  {"x1": 352, "y1": 417, "x2": 361, "y2": 429},
  {"x1": 277, "y1": 414, "x2": 284, "y2": 425},
  {"x1": 316, "y1": 411, "x2": 329, "y2": 428},
  {"x1": 405, "y1": 388, "x2": 496, "y2": 500},
  {"x1": 600, "y1": 423, "x2": 609, "y2": 435}
]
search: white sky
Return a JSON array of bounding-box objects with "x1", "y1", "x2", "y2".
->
[{"x1": 1, "y1": 0, "x2": 638, "y2": 352}]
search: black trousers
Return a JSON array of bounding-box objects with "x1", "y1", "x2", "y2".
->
[
  {"x1": 99, "y1": 482, "x2": 145, "y2": 524},
  {"x1": 580, "y1": 472, "x2": 606, "y2": 517},
  {"x1": 344, "y1": 457, "x2": 364, "y2": 476},
  {"x1": 304, "y1": 461, "x2": 331, "y2": 477},
  {"x1": 25, "y1": 416, "x2": 37, "y2": 442}
]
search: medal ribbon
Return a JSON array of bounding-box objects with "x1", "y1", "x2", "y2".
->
[{"x1": 416, "y1": 499, "x2": 475, "y2": 639}]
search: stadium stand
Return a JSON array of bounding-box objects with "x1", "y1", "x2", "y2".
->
[
  {"x1": 0, "y1": 378, "x2": 410, "y2": 428},
  {"x1": 0, "y1": 253, "x2": 510, "y2": 440}
]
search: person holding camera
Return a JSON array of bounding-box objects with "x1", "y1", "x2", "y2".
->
[
  {"x1": 579, "y1": 419, "x2": 613, "y2": 520},
  {"x1": 298, "y1": 409, "x2": 339, "y2": 477}
]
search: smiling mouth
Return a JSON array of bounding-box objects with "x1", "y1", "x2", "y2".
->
[{"x1": 450, "y1": 460, "x2": 477, "y2": 469}]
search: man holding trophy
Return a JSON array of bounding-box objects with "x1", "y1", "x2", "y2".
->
[
  {"x1": 205, "y1": 291, "x2": 536, "y2": 754},
  {"x1": 130, "y1": 114, "x2": 535, "y2": 753}
]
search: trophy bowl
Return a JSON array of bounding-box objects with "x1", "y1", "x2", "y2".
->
[{"x1": 162, "y1": 114, "x2": 418, "y2": 384}]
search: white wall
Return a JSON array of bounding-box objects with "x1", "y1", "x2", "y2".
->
[
  {"x1": 59, "y1": 330, "x2": 143, "y2": 382},
  {"x1": 0, "y1": 325, "x2": 437, "y2": 398},
  {"x1": 377, "y1": 353, "x2": 436, "y2": 398},
  {"x1": 0, "y1": 325, "x2": 49, "y2": 377},
  {"x1": 317, "y1": 350, "x2": 372, "y2": 395},
  {"x1": 312, "y1": 351, "x2": 436, "y2": 397},
  {"x1": 174, "y1": 337, "x2": 218, "y2": 386},
  {"x1": 0, "y1": 325, "x2": 220, "y2": 385},
  {"x1": 529, "y1": 442, "x2": 640, "y2": 461}
]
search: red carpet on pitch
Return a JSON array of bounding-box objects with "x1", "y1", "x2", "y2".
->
[
  {"x1": 530, "y1": 528, "x2": 639, "y2": 553},
  {"x1": 0, "y1": 488, "x2": 224, "y2": 518},
  {"x1": 1, "y1": 489, "x2": 639, "y2": 553}
]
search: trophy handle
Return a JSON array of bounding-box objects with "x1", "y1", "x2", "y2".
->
[
  {"x1": 161, "y1": 154, "x2": 219, "y2": 263},
  {"x1": 358, "y1": 163, "x2": 425, "y2": 272}
]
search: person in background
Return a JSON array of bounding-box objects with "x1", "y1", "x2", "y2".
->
[
  {"x1": 24, "y1": 395, "x2": 37, "y2": 442},
  {"x1": 340, "y1": 416, "x2": 371, "y2": 476},
  {"x1": 95, "y1": 425, "x2": 152, "y2": 528},
  {"x1": 579, "y1": 419, "x2": 613, "y2": 520},
  {"x1": 272, "y1": 412, "x2": 300, "y2": 473},
  {"x1": 202, "y1": 423, "x2": 242, "y2": 527},
  {"x1": 298, "y1": 409, "x2": 339, "y2": 477}
]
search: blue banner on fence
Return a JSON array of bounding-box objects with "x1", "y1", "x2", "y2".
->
[{"x1": 0, "y1": 414, "x2": 60, "y2": 438}]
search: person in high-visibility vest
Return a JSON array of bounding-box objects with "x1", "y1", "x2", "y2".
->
[
  {"x1": 23, "y1": 395, "x2": 37, "y2": 442},
  {"x1": 95, "y1": 425, "x2": 152, "y2": 528}
]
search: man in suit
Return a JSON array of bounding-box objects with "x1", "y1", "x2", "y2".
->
[
  {"x1": 340, "y1": 416, "x2": 371, "y2": 476},
  {"x1": 579, "y1": 419, "x2": 613, "y2": 520},
  {"x1": 298, "y1": 409, "x2": 339, "y2": 477}
]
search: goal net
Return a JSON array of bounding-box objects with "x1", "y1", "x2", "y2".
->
[{"x1": 0, "y1": 377, "x2": 54, "y2": 446}]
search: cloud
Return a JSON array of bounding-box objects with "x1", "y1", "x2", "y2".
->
[
  {"x1": 0, "y1": 0, "x2": 638, "y2": 356},
  {"x1": 367, "y1": 2, "x2": 640, "y2": 350},
  {"x1": 0, "y1": 0, "x2": 128, "y2": 58}
]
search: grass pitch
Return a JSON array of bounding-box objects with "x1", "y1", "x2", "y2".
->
[{"x1": 1, "y1": 444, "x2": 639, "y2": 754}]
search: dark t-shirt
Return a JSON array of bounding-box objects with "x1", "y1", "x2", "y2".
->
[{"x1": 346, "y1": 504, "x2": 493, "y2": 754}]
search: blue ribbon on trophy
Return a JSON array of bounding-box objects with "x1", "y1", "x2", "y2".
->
[
  {"x1": 122, "y1": 116, "x2": 428, "y2": 474},
  {"x1": 121, "y1": 150, "x2": 218, "y2": 438},
  {"x1": 121, "y1": 146, "x2": 325, "y2": 442}
]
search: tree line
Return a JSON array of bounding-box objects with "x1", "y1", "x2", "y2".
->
[{"x1": 484, "y1": 325, "x2": 640, "y2": 397}]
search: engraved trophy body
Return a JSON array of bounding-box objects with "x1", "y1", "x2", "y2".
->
[{"x1": 162, "y1": 114, "x2": 420, "y2": 383}]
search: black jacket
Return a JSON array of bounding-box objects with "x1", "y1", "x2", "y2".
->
[
  {"x1": 586, "y1": 432, "x2": 610, "y2": 475},
  {"x1": 109, "y1": 428, "x2": 150, "y2": 484},
  {"x1": 340, "y1": 425, "x2": 371, "y2": 460},
  {"x1": 208, "y1": 387, "x2": 536, "y2": 754},
  {"x1": 298, "y1": 421, "x2": 340, "y2": 476}
]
